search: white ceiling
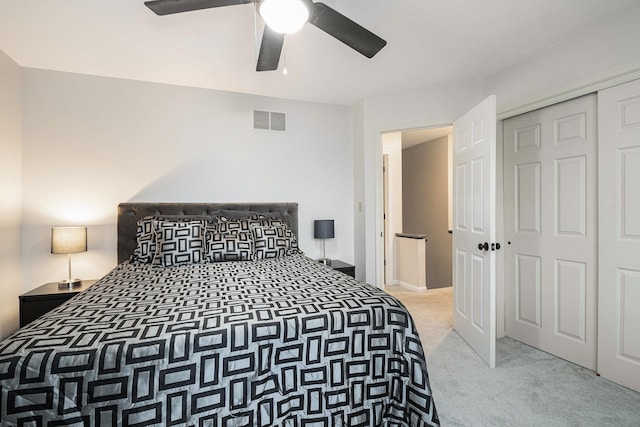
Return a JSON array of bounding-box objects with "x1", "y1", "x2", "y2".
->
[{"x1": 0, "y1": 0, "x2": 637, "y2": 105}]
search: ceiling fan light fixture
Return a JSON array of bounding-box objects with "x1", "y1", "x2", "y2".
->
[{"x1": 258, "y1": 0, "x2": 310, "y2": 34}]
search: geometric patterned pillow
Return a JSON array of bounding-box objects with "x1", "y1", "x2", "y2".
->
[
  {"x1": 216, "y1": 216, "x2": 256, "y2": 234},
  {"x1": 132, "y1": 216, "x2": 216, "y2": 264},
  {"x1": 152, "y1": 220, "x2": 206, "y2": 267},
  {"x1": 131, "y1": 216, "x2": 156, "y2": 264},
  {"x1": 252, "y1": 225, "x2": 289, "y2": 260},
  {"x1": 206, "y1": 232, "x2": 254, "y2": 262},
  {"x1": 257, "y1": 217, "x2": 301, "y2": 255}
]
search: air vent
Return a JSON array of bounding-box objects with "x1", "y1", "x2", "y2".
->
[{"x1": 253, "y1": 109, "x2": 286, "y2": 132}]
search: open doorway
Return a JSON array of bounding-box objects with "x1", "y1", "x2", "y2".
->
[{"x1": 382, "y1": 125, "x2": 453, "y2": 291}]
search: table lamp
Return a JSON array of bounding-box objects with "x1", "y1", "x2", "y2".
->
[
  {"x1": 51, "y1": 226, "x2": 87, "y2": 288},
  {"x1": 314, "y1": 219, "x2": 334, "y2": 265}
]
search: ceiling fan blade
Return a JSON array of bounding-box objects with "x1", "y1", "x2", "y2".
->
[
  {"x1": 144, "y1": 0, "x2": 252, "y2": 16},
  {"x1": 308, "y1": 2, "x2": 386, "y2": 58},
  {"x1": 256, "y1": 26, "x2": 285, "y2": 72}
]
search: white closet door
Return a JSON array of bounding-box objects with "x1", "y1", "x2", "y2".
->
[
  {"x1": 504, "y1": 94, "x2": 597, "y2": 369},
  {"x1": 598, "y1": 80, "x2": 640, "y2": 392}
]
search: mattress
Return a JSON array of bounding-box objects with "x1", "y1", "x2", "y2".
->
[{"x1": 0, "y1": 254, "x2": 439, "y2": 426}]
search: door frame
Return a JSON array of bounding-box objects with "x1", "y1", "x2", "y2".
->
[
  {"x1": 375, "y1": 121, "x2": 506, "y2": 339},
  {"x1": 383, "y1": 154, "x2": 390, "y2": 286}
]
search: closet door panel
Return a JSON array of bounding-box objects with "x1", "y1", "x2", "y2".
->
[
  {"x1": 504, "y1": 94, "x2": 597, "y2": 370},
  {"x1": 598, "y1": 79, "x2": 640, "y2": 393}
]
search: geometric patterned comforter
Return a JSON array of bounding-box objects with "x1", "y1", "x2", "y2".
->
[{"x1": 0, "y1": 254, "x2": 439, "y2": 426}]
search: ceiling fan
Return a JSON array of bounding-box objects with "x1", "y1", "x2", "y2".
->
[{"x1": 144, "y1": 0, "x2": 387, "y2": 72}]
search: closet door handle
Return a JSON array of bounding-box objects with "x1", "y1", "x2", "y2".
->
[{"x1": 478, "y1": 242, "x2": 489, "y2": 251}]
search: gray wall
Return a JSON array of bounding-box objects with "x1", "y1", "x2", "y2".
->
[
  {"x1": 402, "y1": 136, "x2": 452, "y2": 289},
  {"x1": 0, "y1": 49, "x2": 22, "y2": 338}
]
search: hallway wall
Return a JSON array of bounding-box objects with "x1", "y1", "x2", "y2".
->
[{"x1": 402, "y1": 136, "x2": 452, "y2": 289}]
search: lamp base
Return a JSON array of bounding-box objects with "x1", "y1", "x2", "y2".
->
[
  {"x1": 318, "y1": 258, "x2": 332, "y2": 266},
  {"x1": 58, "y1": 279, "x2": 82, "y2": 289}
]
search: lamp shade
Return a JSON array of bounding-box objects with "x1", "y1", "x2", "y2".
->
[
  {"x1": 51, "y1": 227, "x2": 87, "y2": 254},
  {"x1": 314, "y1": 220, "x2": 335, "y2": 239}
]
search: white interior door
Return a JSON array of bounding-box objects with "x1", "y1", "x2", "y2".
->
[
  {"x1": 503, "y1": 95, "x2": 597, "y2": 370},
  {"x1": 598, "y1": 79, "x2": 640, "y2": 392},
  {"x1": 452, "y1": 95, "x2": 497, "y2": 368}
]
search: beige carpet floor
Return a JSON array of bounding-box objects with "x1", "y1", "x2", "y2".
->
[
  {"x1": 385, "y1": 286, "x2": 640, "y2": 426},
  {"x1": 385, "y1": 286, "x2": 453, "y2": 356}
]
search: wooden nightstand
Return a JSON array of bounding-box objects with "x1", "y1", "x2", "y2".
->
[
  {"x1": 19, "y1": 280, "x2": 97, "y2": 327},
  {"x1": 329, "y1": 260, "x2": 356, "y2": 278}
]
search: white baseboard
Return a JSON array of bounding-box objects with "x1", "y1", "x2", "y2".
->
[{"x1": 392, "y1": 280, "x2": 428, "y2": 293}]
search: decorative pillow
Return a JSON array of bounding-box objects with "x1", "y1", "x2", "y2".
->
[
  {"x1": 153, "y1": 220, "x2": 206, "y2": 267},
  {"x1": 216, "y1": 215, "x2": 260, "y2": 234},
  {"x1": 131, "y1": 217, "x2": 156, "y2": 263},
  {"x1": 131, "y1": 216, "x2": 217, "y2": 264},
  {"x1": 205, "y1": 220, "x2": 220, "y2": 236},
  {"x1": 257, "y1": 217, "x2": 300, "y2": 255},
  {"x1": 206, "y1": 232, "x2": 254, "y2": 262},
  {"x1": 252, "y1": 225, "x2": 289, "y2": 260}
]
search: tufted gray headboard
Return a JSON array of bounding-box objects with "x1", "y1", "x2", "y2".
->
[{"x1": 117, "y1": 202, "x2": 298, "y2": 264}]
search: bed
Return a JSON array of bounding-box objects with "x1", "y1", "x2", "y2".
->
[{"x1": 0, "y1": 202, "x2": 439, "y2": 426}]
